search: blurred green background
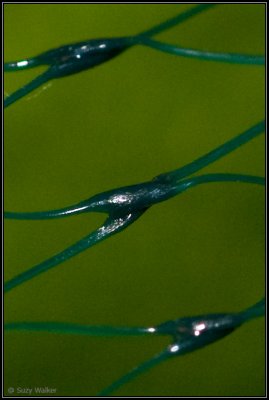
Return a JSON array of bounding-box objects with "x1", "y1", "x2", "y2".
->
[{"x1": 4, "y1": 4, "x2": 265, "y2": 397}]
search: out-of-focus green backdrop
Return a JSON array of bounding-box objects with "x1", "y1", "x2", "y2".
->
[{"x1": 4, "y1": 4, "x2": 265, "y2": 397}]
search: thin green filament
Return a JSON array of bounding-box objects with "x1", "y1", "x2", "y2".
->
[
  {"x1": 157, "y1": 120, "x2": 265, "y2": 183},
  {"x1": 137, "y1": 4, "x2": 216, "y2": 37},
  {"x1": 239, "y1": 298, "x2": 266, "y2": 323},
  {"x1": 6, "y1": 298, "x2": 264, "y2": 336},
  {"x1": 99, "y1": 349, "x2": 171, "y2": 396},
  {"x1": 4, "y1": 211, "x2": 145, "y2": 293},
  {"x1": 138, "y1": 37, "x2": 265, "y2": 65},
  {"x1": 4, "y1": 70, "x2": 53, "y2": 108},
  {"x1": 5, "y1": 321, "x2": 152, "y2": 337},
  {"x1": 4, "y1": 174, "x2": 265, "y2": 221}
]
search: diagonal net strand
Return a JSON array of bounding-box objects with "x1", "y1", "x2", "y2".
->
[
  {"x1": 155, "y1": 120, "x2": 265, "y2": 183},
  {"x1": 4, "y1": 211, "x2": 146, "y2": 293},
  {"x1": 136, "y1": 37, "x2": 265, "y2": 65}
]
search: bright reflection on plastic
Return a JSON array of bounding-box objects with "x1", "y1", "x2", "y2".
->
[
  {"x1": 170, "y1": 344, "x2": 180, "y2": 353},
  {"x1": 194, "y1": 322, "x2": 206, "y2": 336},
  {"x1": 17, "y1": 60, "x2": 28, "y2": 67},
  {"x1": 195, "y1": 323, "x2": 206, "y2": 331}
]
